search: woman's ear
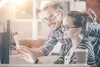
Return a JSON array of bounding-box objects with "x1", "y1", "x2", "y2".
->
[
  {"x1": 77, "y1": 28, "x2": 82, "y2": 34},
  {"x1": 79, "y1": 28, "x2": 82, "y2": 33}
]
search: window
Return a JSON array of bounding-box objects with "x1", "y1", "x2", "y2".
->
[{"x1": 15, "y1": 0, "x2": 33, "y2": 19}]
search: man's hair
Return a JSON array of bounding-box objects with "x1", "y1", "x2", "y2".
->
[{"x1": 41, "y1": 2, "x2": 63, "y2": 11}]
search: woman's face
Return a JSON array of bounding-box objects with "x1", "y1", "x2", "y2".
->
[{"x1": 63, "y1": 16, "x2": 81, "y2": 39}]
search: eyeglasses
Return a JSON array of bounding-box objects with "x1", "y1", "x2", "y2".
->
[
  {"x1": 62, "y1": 25, "x2": 77, "y2": 31},
  {"x1": 42, "y1": 11, "x2": 60, "y2": 23}
]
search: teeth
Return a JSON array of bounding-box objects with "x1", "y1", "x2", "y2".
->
[
  {"x1": 51, "y1": 22, "x2": 55, "y2": 25},
  {"x1": 51, "y1": 24, "x2": 55, "y2": 27}
]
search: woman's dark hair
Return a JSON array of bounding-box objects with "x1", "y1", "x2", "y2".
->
[
  {"x1": 67, "y1": 11, "x2": 87, "y2": 28},
  {"x1": 67, "y1": 11, "x2": 90, "y2": 36}
]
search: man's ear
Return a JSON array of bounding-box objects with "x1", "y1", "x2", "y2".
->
[{"x1": 60, "y1": 11, "x2": 64, "y2": 18}]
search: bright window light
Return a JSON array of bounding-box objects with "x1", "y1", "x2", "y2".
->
[
  {"x1": 12, "y1": 0, "x2": 27, "y2": 5},
  {"x1": 0, "y1": 0, "x2": 8, "y2": 8}
]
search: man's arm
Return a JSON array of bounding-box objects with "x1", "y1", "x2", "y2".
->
[
  {"x1": 85, "y1": 9, "x2": 100, "y2": 38},
  {"x1": 28, "y1": 32, "x2": 58, "y2": 57},
  {"x1": 40, "y1": 36, "x2": 58, "y2": 56}
]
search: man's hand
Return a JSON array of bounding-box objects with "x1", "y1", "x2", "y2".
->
[
  {"x1": 17, "y1": 45, "x2": 36, "y2": 63},
  {"x1": 26, "y1": 47, "x2": 45, "y2": 57},
  {"x1": 87, "y1": 9, "x2": 97, "y2": 22}
]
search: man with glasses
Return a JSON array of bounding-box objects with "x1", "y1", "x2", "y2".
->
[
  {"x1": 35, "y1": 2, "x2": 70, "y2": 56},
  {"x1": 18, "y1": 2, "x2": 69, "y2": 63}
]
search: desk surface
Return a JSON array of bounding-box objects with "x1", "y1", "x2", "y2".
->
[
  {"x1": 10, "y1": 55, "x2": 59, "y2": 64},
  {"x1": 38, "y1": 56, "x2": 59, "y2": 64},
  {"x1": 0, "y1": 64, "x2": 90, "y2": 67}
]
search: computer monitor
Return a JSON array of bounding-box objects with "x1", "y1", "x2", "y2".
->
[{"x1": 0, "y1": 20, "x2": 12, "y2": 64}]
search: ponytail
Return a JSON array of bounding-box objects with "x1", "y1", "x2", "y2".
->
[{"x1": 82, "y1": 13, "x2": 90, "y2": 36}]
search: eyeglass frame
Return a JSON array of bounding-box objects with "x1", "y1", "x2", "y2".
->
[
  {"x1": 62, "y1": 25, "x2": 78, "y2": 31},
  {"x1": 42, "y1": 11, "x2": 61, "y2": 23}
]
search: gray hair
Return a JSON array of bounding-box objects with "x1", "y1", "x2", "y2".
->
[{"x1": 41, "y1": 2, "x2": 63, "y2": 11}]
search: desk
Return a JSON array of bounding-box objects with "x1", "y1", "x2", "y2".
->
[
  {"x1": 0, "y1": 64, "x2": 90, "y2": 67},
  {"x1": 37, "y1": 56, "x2": 59, "y2": 64},
  {"x1": 10, "y1": 55, "x2": 33, "y2": 64},
  {"x1": 10, "y1": 55, "x2": 59, "y2": 64},
  {"x1": 6, "y1": 55, "x2": 90, "y2": 67}
]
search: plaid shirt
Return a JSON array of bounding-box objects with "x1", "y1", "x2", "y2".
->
[
  {"x1": 89, "y1": 37, "x2": 100, "y2": 67},
  {"x1": 87, "y1": 23, "x2": 100, "y2": 67},
  {"x1": 40, "y1": 27, "x2": 71, "y2": 56}
]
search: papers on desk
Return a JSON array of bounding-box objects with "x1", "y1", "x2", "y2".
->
[{"x1": 13, "y1": 35, "x2": 20, "y2": 49}]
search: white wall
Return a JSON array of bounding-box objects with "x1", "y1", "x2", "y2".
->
[
  {"x1": 11, "y1": 20, "x2": 32, "y2": 40},
  {"x1": 38, "y1": 21, "x2": 50, "y2": 39}
]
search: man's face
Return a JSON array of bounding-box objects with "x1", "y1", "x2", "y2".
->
[{"x1": 42, "y1": 7, "x2": 63, "y2": 31}]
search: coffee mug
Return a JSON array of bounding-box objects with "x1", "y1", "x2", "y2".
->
[{"x1": 75, "y1": 49, "x2": 88, "y2": 64}]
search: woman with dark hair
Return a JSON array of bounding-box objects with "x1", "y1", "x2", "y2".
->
[{"x1": 54, "y1": 11, "x2": 96, "y2": 67}]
